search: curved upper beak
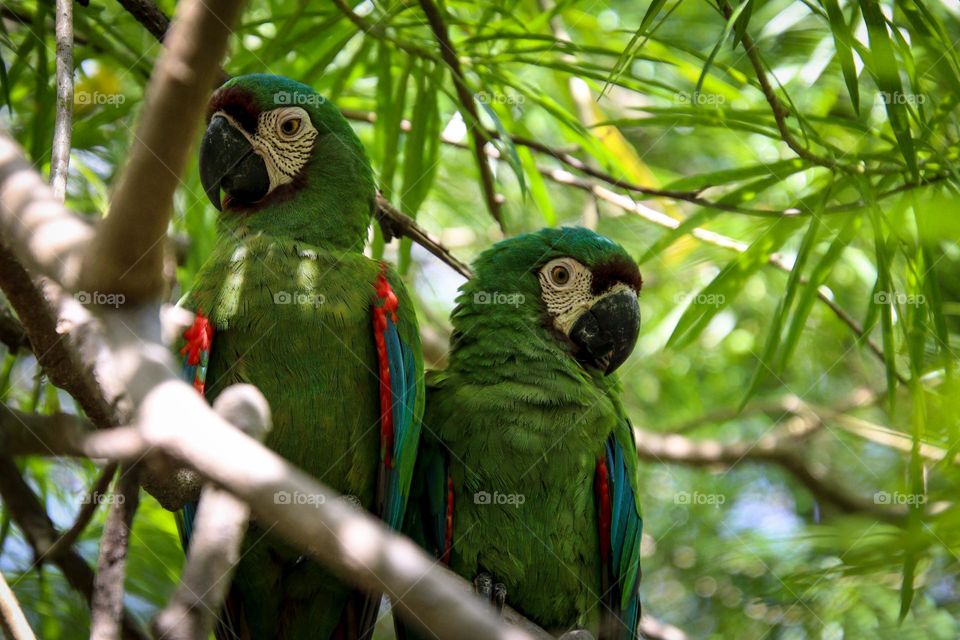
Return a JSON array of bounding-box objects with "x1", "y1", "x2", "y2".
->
[
  {"x1": 569, "y1": 289, "x2": 640, "y2": 375},
  {"x1": 199, "y1": 115, "x2": 270, "y2": 211}
]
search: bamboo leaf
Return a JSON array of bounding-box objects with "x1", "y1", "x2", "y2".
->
[
  {"x1": 668, "y1": 218, "x2": 803, "y2": 349},
  {"x1": 821, "y1": 0, "x2": 861, "y2": 113},
  {"x1": 862, "y1": 0, "x2": 917, "y2": 178}
]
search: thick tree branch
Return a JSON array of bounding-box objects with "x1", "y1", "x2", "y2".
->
[
  {"x1": 90, "y1": 466, "x2": 141, "y2": 640},
  {"x1": 418, "y1": 0, "x2": 504, "y2": 229},
  {"x1": 50, "y1": 0, "x2": 73, "y2": 202},
  {"x1": 79, "y1": 0, "x2": 245, "y2": 302},
  {"x1": 634, "y1": 418, "x2": 906, "y2": 523},
  {"x1": 0, "y1": 570, "x2": 36, "y2": 640},
  {"x1": 0, "y1": 138, "x2": 93, "y2": 288},
  {"x1": 0, "y1": 247, "x2": 119, "y2": 429},
  {"x1": 152, "y1": 385, "x2": 269, "y2": 640},
  {"x1": 0, "y1": 455, "x2": 147, "y2": 640}
]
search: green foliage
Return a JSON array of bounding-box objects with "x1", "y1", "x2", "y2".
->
[{"x1": 2, "y1": 0, "x2": 960, "y2": 638}]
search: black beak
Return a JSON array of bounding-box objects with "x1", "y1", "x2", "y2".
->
[
  {"x1": 199, "y1": 115, "x2": 270, "y2": 211},
  {"x1": 569, "y1": 289, "x2": 640, "y2": 375}
]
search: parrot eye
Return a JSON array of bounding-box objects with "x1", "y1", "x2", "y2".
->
[
  {"x1": 273, "y1": 107, "x2": 311, "y2": 141},
  {"x1": 539, "y1": 258, "x2": 581, "y2": 291},
  {"x1": 279, "y1": 116, "x2": 302, "y2": 138},
  {"x1": 550, "y1": 265, "x2": 570, "y2": 286}
]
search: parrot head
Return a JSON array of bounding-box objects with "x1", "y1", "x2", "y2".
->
[
  {"x1": 198, "y1": 74, "x2": 375, "y2": 247},
  {"x1": 455, "y1": 227, "x2": 642, "y2": 376}
]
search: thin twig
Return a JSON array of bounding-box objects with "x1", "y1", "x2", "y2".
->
[
  {"x1": 633, "y1": 420, "x2": 905, "y2": 522},
  {"x1": 115, "y1": 0, "x2": 170, "y2": 41},
  {"x1": 0, "y1": 455, "x2": 147, "y2": 640},
  {"x1": 50, "y1": 0, "x2": 73, "y2": 201},
  {"x1": 90, "y1": 465, "x2": 141, "y2": 640},
  {"x1": 0, "y1": 570, "x2": 36, "y2": 640},
  {"x1": 47, "y1": 462, "x2": 118, "y2": 558},
  {"x1": 376, "y1": 193, "x2": 472, "y2": 278},
  {"x1": 719, "y1": 1, "x2": 839, "y2": 171},
  {"x1": 418, "y1": 0, "x2": 504, "y2": 229}
]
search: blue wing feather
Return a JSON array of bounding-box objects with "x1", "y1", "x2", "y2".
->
[
  {"x1": 382, "y1": 313, "x2": 423, "y2": 530},
  {"x1": 603, "y1": 420, "x2": 643, "y2": 639}
]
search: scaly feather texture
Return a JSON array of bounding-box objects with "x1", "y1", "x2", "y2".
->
[{"x1": 404, "y1": 228, "x2": 643, "y2": 638}]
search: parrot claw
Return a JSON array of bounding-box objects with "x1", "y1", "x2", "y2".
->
[
  {"x1": 473, "y1": 573, "x2": 507, "y2": 616},
  {"x1": 493, "y1": 582, "x2": 507, "y2": 614},
  {"x1": 473, "y1": 573, "x2": 493, "y2": 600}
]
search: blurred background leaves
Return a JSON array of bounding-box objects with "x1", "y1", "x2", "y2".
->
[{"x1": 2, "y1": 0, "x2": 960, "y2": 637}]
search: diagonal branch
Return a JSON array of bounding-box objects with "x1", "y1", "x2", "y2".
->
[
  {"x1": 115, "y1": 0, "x2": 170, "y2": 42},
  {"x1": 0, "y1": 570, "x2": 36, "y2": 640},
  {"x1": 152, "y1": 385, "x2": 269, "y2": 640},
  {"x1": 418, "y1": 0, "x2": 504, "y2": 229},
  {"x1": 719, "y1": 1, "x2": 839, "y2": 171},
  {"x1": 47, "y1": 462, "x2": 118, "y2": 558},
  {"x1": 79, "y1": 0, "x2": 245, "y2": 303},
  {"x1": 0, "y1": 455, "x2": 147, "y2": 640}
]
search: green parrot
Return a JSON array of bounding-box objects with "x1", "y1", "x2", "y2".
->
[
  {"x1": 401, "y1": 227, "x2": 644, "y2": 639},
  {"x1": 177, "y1": 74, "x2": 424, "y2": 639}
]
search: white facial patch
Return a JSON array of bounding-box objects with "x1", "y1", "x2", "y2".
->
[
  {"x1": 210, "y1": 107, "x2": 318, "y2": 194},
  {"x1": 538, "y1": 258, "x2": 635, "y2": 334},
  {"x1": 538, "y1": 258, "x2": 594, "y2": 334}
]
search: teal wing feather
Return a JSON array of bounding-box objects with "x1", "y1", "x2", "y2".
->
[
  {"x1": 353, "y1": 267, "x2": 425, "y2": 639},
  {"x1": 598, "y1": 413, "x2": 643, "y2": 639},
  {"x1": 376, "y1": 266, "x2": 425, "y2": 531}
]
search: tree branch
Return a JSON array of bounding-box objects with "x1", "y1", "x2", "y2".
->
[
  {"x1": 375, "y1": 193, "x2": 472, "y2": 278},
  {"x1": 634, "y1": 417, "x2": 906, "y2": 523},
  {"x1": 0, "y1": 570, "x2": 36, "y2": 640},
  {"x1": 719, "y1": 1, "x2": 839, "y2": 171},
  {"x1": 79, "y1": 0, "x2": 245, "y2": 303},
  {"x1": 50, "y1": 0, "x2": 74, "y2": 202},
  {"x1": 0, "y1": 245, "x2": 121, "y2": 429},
  {"x1": 152, "y1": 385, "x2": 269, "y2": 640},
  {"x1": 90, "y1": 465, "x2": 141, "y2": 640},
  {"x1": 0, "y1": 455, "x2": 147, "y2": 640},
  {"x1": 418, "y1": 0, "x2": 504, "y2": 229},
  {"x1": 47, "y1": 462, "x2": 118, "y2": 559},
  {"x1": 115, "y1": 0, "x2": 170, "y2": 42}
]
